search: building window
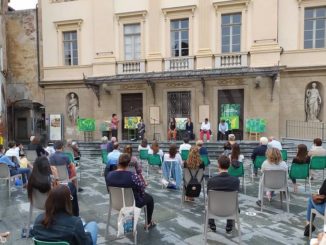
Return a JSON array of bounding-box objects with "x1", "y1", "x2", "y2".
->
[
  {"x1": 63, "y1": 31, "x2": 78, "y2": 66},
  {"x1": 221, "y1": 13, "x2": 241, "y2": 53},
  {"x1": 304, "y1": 7, "x2": 326, "y2": 49},
  {"x1": 171, "y1": 19, "x2": 189, "y2": 57},
  {"x1": 124, "y1": 24, "x2": 141, "y2": 60}
]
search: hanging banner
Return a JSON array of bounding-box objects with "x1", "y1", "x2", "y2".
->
[
  {"x1": 124, "y1": 117, "x2": 141, "y2": 129},
  {"x1": 77, "y1": 118, "x2": 96, "y2": 132},
  {"x1": 49, "y1": 114, "x2": 63, "y2": 141}
]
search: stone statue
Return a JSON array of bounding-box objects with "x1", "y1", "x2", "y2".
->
[
  {"x1": 67, "y1": 93, "x2": 79, "y2": 125},
  {"x1": 305, "y1": 82, "x2": 322, "y2": 122}
]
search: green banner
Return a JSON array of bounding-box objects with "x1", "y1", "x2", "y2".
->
[
  {"x1": 77, "y1": 118, "x2": 96, "y2": 132},
  {"x1": 220, "y1": 104, "x2": 240, "y2": 129},
  {"x1": 245, "y1": 118, "x2": 267, "y2": 133}
]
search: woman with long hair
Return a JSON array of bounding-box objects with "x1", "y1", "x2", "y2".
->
[
  {"x1": 27, "y1": 157, "x2": 79, "y2": 216},
  {"x1": 32, "y1": 185, "x2": 98, "y2": 245},
  {"x1": 230, "y1": 143, "x2": 244, "y2": 168},
  {"x1": 168, "y1": 117, "x2": 177, "y2": 141},
  {"x1": 138, "y1": 138, "x2": 150, "y2": 151},
  {"x1": 291, "y1": 144, "x2": 310, "y2": 192}
]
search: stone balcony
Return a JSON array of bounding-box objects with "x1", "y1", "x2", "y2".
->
[
  {"x1": 117, "y1": 60, "x2": 146, "y2": 74},
  {"x1": 164, "y1": 56, "x2": 195, "y2": 71},
  {"x1": 215, "y1": 52, "x2": 248, "y2": 68}
]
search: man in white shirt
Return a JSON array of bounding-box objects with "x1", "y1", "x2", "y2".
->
[
  {"x1": 200, "y1": 118, "x2": 211, "y2": 142},
  {"x1": 5, "y1": 141, "x2": 21, "y2": 164},
  {"x1": 218, "y1": 119, "x2": 229, "y2": 141},
  {"x1": 267, "y1": 136, "x2": 282, "y2": 150},
  {"x1": 179, "y1": 137, "x2": 191, "y2": 152}
]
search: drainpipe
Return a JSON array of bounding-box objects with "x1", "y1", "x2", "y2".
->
[{"x1": 36, "y1": 3, "x2": 41, "y2": 87}]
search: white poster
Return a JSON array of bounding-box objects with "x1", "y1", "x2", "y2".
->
[{"x1": 49, "y1": 114, "x2": 63, "y2": 141}]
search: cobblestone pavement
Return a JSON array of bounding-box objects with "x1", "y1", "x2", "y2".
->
[{"x1": 0, "y1": 156, "x2": 321, "y2": 245}]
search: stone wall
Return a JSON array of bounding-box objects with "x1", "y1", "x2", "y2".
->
[{"x1": 6, "y1": 9, "x2": 44, "y2": 105}]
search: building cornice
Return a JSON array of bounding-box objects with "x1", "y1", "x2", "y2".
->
[
  {"x1": 213, "y1": 0, "x2": 251, "y2": 11},
  {"x1": 162, "y1": 5, "x2": 197, "y2": 19},
  {"x1": 54, "y1": 19, "x2": 83, "y2": 31},
  {"x1": 115, "y1": 10, "x2": 147, "y2": 22}
]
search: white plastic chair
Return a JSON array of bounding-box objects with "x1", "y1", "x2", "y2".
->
[
  {"x1": 105, "y1": 187, "x2": 148, "y2": 244},
  {"x1": 309, "y1": 204, "x2": 326, "y2": 240},
  {"x1": 260, "y1": 170, "x2": 289, "y2": 213},
  {"x1": 27, "y1": 188, "x2": 48, "y2": 237},
  {"x1": 0, "y1": 163, "x2": 22, "y2": 197},
  {"x1": 181, "y1": 167, "x2": 205, "y2": 205},
  {"x1": 204, "y1": 190, "x2": 241, "y2": 244}
]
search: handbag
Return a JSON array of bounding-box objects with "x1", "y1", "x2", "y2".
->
[
  {"x1": 312, "y1": 194, "x2": 326, "y2": 204},
  {"x1": 117, "y1": 188, "x2": 141, "y2": 237}
]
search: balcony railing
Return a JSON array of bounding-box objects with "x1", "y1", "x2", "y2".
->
[
  {"x1": 215, "y1": 53, "x2": 248, "y2": 68},
  {"x1": 164, "y1": 57, "x2": 195, "y2": 71},
  {"x1": 117, "y1": 60, "x2": 146, "y2": 74}
]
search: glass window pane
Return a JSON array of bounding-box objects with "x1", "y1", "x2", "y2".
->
[
  {"x1": 63, "y1": 32, "x2": 69, "y2": 41},
  {"x1": 125, "y1": 53, "x2": 132, "y2": 60},
  {"x1": 233, "y1": 14, "x2": 241, "y2": 24},
  {"x1": 172, "y1": 49, "x2": 179, "y2": 57},
  {"x1": 316, "y1": 19, "x2": 325, "y2": 29},
  {"x1": 181, "y1": 19, "x2": 189, "y2": 29},
  {"x1": 181, "y1": 31, "x2": 188, "y2": 40},
  {"x1": 73, "y1": 57, "x2": 78, "y2": 65},
  {"x1": 222, "y1": 36, "x2": 230, "y2": 45},
  {"x1": 222, "y1": 45, "x2": 229, "y2": 53},
  {"x1": 181, "y1": 49, "x2": 188, "y2": 56},
  {"x1": 315, "y1": 39, "x2": 325, "y2": 48},
  {"x1": 316, "y1": 8, "x2": 326, "y2": 17},
  {"x1": 304, "y1": 20, "x2": 314, "y2": 30},
  {"x1": 222, "y1": 15, "x2": 230, "y2": 25},
  {"x1": 304, "y1": 30, "x2": 313, "y2": 40},
  {"x1": 304, "y1": 40, "x2": 313, "y2": 49},
  {"x1": 232, "y1": 44, "x2": 240, "y2": 52},
  {"x1": 71, "y1": 31, "x2": 77, "y2": 40},
  {"x1": 73, "y1": 50, "x2": 78, "y2": 58},
  {"x1": 171, "y1": 20, "x2": 179, "y2": 30},
  {"x1": 222, "y1": 26, "x2": 230, "y2": 36},
  {"x1": 72, "y1": 41, "x2": 77, "y2": 50},
  {"x1": 181, "y1": 41, "x2": 189, "y2": 49},
  {"x1": 135, "y1": 52, "x2": 141, "y2": 60},
  {"x1": 316, "y1": 30, "x2": 325, "y2": 39},
  {"x1": 233, "y1": 26, "x2": 241, "y2": 35},
  {"x1": 233, "y1": 35, "x2": 240, "y2": 44},
  {"x1": 305, "y1": 8, "x2": 314, "y2": 19}
]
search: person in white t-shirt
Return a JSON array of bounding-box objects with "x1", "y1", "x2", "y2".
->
[
  {"x1": 5, "y1": 141, "x2": 21, "y2": 164},
  {"x1": 200, "y1": 118, "x2": 211, "y2": 142},
  {"x1": 138, "y1": 139, "x2": 150, "y2": 151},
  {"x1": 267, "y1": 136, "x2": 282, "y2": 150},
  {"x1": 148, "y1": 141, "x2": 164, "y2": 160},
  {"x1": 179, "y1": 137, "x2": 192, "y2": 152}
]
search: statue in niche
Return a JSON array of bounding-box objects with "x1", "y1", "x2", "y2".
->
[
  {"x1": 305, "y1": 82, "x2": 322, "y2": 122},
  {"x1": 67, "y1": 92, "x2": 79, "y2": 125}
]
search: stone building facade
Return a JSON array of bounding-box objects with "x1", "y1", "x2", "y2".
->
[{"x1": 25, "y1": 0, "x2": 326, "y2": 141}]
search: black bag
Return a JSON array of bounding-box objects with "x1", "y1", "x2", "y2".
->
[{"x1": 185, "y1": 169, "x2": 202, "y2": 197}]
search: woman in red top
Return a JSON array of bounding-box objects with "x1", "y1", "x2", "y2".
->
[{"x1": 111, "y1": 113, "x2": 119, "y2": 138}]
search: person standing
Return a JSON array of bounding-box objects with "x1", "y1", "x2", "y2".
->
[
  {"x1": 185, "y1": 117, "x2": 194, "y2": 140},
  {"x1": 200, "y1": 118, "x2": 211, "y2": 142},
  {"x1": 137, "y1": 119, "x2": 146, "y2": 140},
  {"x1": 218, "y1": 119, "x2": 229, "y2": 141},
  {"x1": 111, "y1": 113, "x2": 119, "y2": 139},
  {"x1": 207, "y1": 155, "x2": 240, "y2": 233},
  {"x1": 168, "y1": 117, "x2": 177, "y2": 141}
]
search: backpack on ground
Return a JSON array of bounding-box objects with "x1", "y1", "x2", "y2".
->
[{"x1": 185, "y1": 169, "x2": 202, "y2": 197}]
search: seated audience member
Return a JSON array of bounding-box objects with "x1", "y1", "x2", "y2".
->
[
  {"x1": 17, "y1": 142, "x2": 26, "y2": 157},
  {"x1": 105, "y1": 142, "x2": 121, "y2": 177},
  {"x1": 0, "y1": 232, "x2": 10, "y2": 243},
  {"x1": 100, "y1": 136, "x2": 109, "y2": 151},
  {"x1": 32, "y1": 185, "x2": 98, "y2": 245},
  {"x1": 124, "y1": 145, "x2": 146, "y2": 185},
  {"x1": 304, "y1": 178, "x2": 326, "y2": 237},
  {"x1": 71, "y1": 142, "x2": 81, "y2": 161},
  {"x1": 107, "y1": 137, "x2": 117, "y2": 153},
  {"x1": 291, "y1": 144, "x2": 310, "y2": 192},
  {"x1": 196, "y1": 140, "x2": 208, "y2": 156},
  {"x1": 0, "y1": 144, "x2": 30, "y2": 187},
  {"x1": 309, "y1": 138, "x2": 326, "y2": 157},
  {"x1": 185, "y1": 117, "x2": 194, "y2": 140},
  {"x1": 256, "y1": 148, "x2": 288, "y2": 206},
  {"x1": 268, "y1": 136, "x2": 282, "y2": 150},
  {"x1": 251, "y1": 137, "x2": 269, "y2": 176},
  {"x1": 229, "y1": 143, "x2": 244, "y2": 168},
  {"x1": 218, "y1": 119, "x2": 229, "y2": 141},
  {"x1": 19, "y1": 153, "x2": 33, "y2": 169},
  {"x1": 162, "y1": 144, "x2": 183, "y2": 189},
  {"x1": 148, "y1": 141, "x2": 164, "y2": 160},
  {"x1": 138, "y1": 138, "x2": 150, "y2": 151},
  {"x1": 208, "y1": 155, "x2": 240, "y2": 233},
  {"x1": 5, "y1": 141, "x2": 21, "y2": 163},
  {"x1": 31, "y1": 137, "x2": 48, "y2": 157},
  {"x1": 27, "y1": 157, "x2": 79, "y2": 216},
  {"x1": 65, "y1": 139, "x2": 74, "y2": 155},
  {"x1": 49, "y1": 141, "x2": 79, "y2": 190},
  {"x1": 184, "y1": 146, "x2": 204, "y2": 201},
  {"x1": 179, "y1": 137, "x2": 192, "y2": 152},
  {"x1": 200, "y1": 118, "x2": 211, "y2": 142},
  {"x1": 106, "y1": 154, "x2": 156, "y2": 229},
  {"x1": 168, "y1": 117, "x2": 177, "y2": 141},
  {"x1": 223, "y1": 134, "x2": 236, "y2": 155},
  {"x1": 163, "y1": 144, "x2": 183, "y2": 166}
]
